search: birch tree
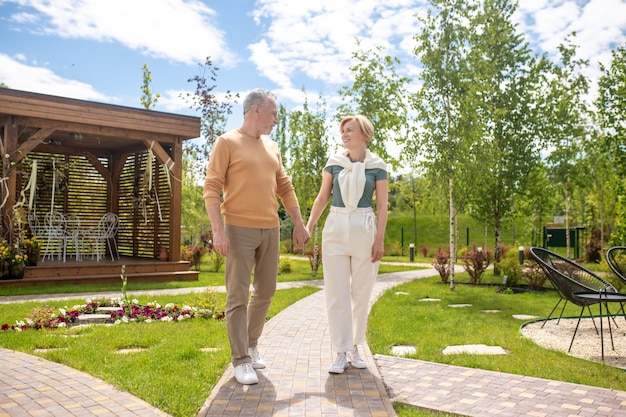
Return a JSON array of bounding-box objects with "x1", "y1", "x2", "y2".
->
[
  {"x1": 410, "y1": 0, "x2": 479, "y2": 290},
  {"x1": 543, "y1": 35, "x2": 591, "y2": 258},
  {"x1": 597, "y1": 43, "x2": 626, "y2": 244},
  {"x1": 336, "y1": 42, "x2": 411, "y2": 171},
  {"x1": 465, "y1": 0, "x2": 547, "y2": 273}
]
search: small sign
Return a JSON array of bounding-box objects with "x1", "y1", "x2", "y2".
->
[{"x1": 554, "y1": 216, "x2": 565, "y2": 224}]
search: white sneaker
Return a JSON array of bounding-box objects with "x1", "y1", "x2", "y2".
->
[
  {"x1": 233, "y1": 362, "x2": 258, "y2": 385},
  {"x1": 249, "y1": 346, "x2": 266, "y2": 369},
  {"x1": 328, "y1": 352, "x2": 348, "y2": 374},
  {"x1": 347, "y1": 345, "x2": 367, "y2": 369}
]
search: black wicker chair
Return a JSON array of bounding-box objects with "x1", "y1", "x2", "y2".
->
[
  {"x1": 606, "y1": 246, "x2": 626, "y2": 287},
  {"x1": 529, "y1": 247, "x2": 619, "y2": 352}
]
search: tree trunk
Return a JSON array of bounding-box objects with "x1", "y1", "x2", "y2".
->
[
  {"x1": 449, "y1": 176, "x2": 456, "y2": 291},
  {"x1": 565, "y1": 180, "x2": 571, "y2": 258},
  {"x1": 494, "y1": 216, "x2": 501, "y2": 276}
]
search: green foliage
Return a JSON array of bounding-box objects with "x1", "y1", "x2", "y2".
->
[
  {"x1": 432, "y1": 246, "x2": 450, "y2": 283},
  {"x1": 139, "y1": 63, "x2": 160, "y2": 110},
  {"x1": 181, "y1": 57, "x2": 238, "y2": 154},
  {"x1": 523, "y1": 260, "x2": 548, "y2": 291},
  {"x1": 336, "y1": 41, "x2": 411, "y2": 170},
  {"x1": 462, "y1": 245, "x2": 492, "y2": 284},
  {"x1": 278, "y1": 257, "x2": 293, "y2": 274},
  {"x1": 465, "y1": 0, "x2": 549, "y2": 268},
  {"x1": 385, "y1": 241, "x2": 403, "y2": 257},
  {"x1": 181, "y1": 244, "x2": 210, "y2": 271},
  {"x1": 190, "y1": 288, "x2": 225, "y2": 319},
  {"x1": 275, "y1": 94, "x2": 331, "y2": 219},
  {"x1": 206, "y1": 251, "x2": 224, "y2": 273},
  {"x1": 24, "y1": 304, "x2": 58, "y2": 330},
  {"x1": 496, "y1": 249, "x2": 523, "y2": 288}
]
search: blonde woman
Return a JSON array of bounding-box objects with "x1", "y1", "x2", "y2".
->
[{"x1": 306, "y1": 115, "x2": 388, "y2": 373}]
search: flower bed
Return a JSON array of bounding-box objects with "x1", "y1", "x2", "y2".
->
[
  {"x1": 1, "y1": 264, "x2": 225, "y2": 331},
  {"x1": 1, "y1": 297, "x2": 225, "y2": 331}
]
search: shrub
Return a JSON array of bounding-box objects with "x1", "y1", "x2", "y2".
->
[
  {"x1": 584, "y1": 229, "x2": 602, "y2": 263},
  {"x1": 191, "y1": 288, "x2": 225, "y2": 319},
  {"x1": 281, "y1": 238, "x2": 293, "y2": 254},
  {"x1": 462, "y1": 245, "x2": 493, "y2": 285},
  {"x1": 278, "y1": 257, "x2": 293, "y2": 274},
  {"x1": 420, "y1": 245, "x2": 430, "y2": 257},
  {"x1": 496, "y1": 251, "x2": 523, "y2": 288},
  {"x1": 386, "y1": 241, "x2": 402, "y2": 256},
  {"x1": 432, "y1": 246, "x2": 450, "y2": 283},
  {"x1": 207, "y1": 251, "x2": 224, "y2": 273},
  {"x1": 523, "y1": 260, "x2": 548, "y2": 290}
]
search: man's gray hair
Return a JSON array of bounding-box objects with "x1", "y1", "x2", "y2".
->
[{"x1": 243, "y1": 89, "x2": 277, "y2": 115}]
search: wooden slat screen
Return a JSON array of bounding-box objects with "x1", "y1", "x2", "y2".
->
[
  {"x1": 19, "y1": 152, "x2": 108, "y2": 223},
  {"x1": 118, "y1": 151, "x2": 171, "y2": 259},
  {"x1": 17, "y1": 150, "x2": 171, "y2": 260}
]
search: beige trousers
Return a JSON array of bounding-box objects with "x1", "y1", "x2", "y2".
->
[
  {"x1": 322, "y1": 207, "x2": 380, "y2": 353},
  {"x1": 224, "y1": 225, "x2": 279, "y2": 367}
]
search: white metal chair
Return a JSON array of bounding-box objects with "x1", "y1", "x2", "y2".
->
[
  {"x1": 40, "y1": 211, "x2": 66, "y2": 262},
  {"x1": 27, "y1": 210, "x2": 46, "y2": 237},
  {"x1": 62, "y1": 213, "x2": 82, "y2": 261},
  {"x1": 82, "y1": 213, "x2": 119, "y2": 261}
]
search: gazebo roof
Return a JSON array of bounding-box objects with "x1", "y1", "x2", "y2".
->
[{"x1": 0, "y1": 88, "x2": 201, "y2": 156}]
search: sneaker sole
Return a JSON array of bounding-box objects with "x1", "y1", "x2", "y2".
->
[
  {"x1": 350, "y1": 362, "x2": 367, "y2": 369},
  {"x1": 235, "y1": 377, "x2": 258, "y2": 385},
  {"x1": 328, "y1": 363, "x2": 348, "y2": 374},
  {"x1": 251, "y1": 362, "x2": 266, "y2": 369}
]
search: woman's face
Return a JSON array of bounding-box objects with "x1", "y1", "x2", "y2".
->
[{"x1": 341, "y1": 119, "x2": 366, "y2": 149}]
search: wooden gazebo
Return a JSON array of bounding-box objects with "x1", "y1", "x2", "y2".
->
[{"x1": 0, "y1": 88, "x2": 202, "y2": 286}]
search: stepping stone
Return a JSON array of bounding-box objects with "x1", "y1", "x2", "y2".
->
[
  {"x1": 33, "y1": 347, "x2": 67, "y2": 353},
  {"x1": 200, "y1": 347, "x2": 221, "y2": 352},
  {"x1": 442, "y1": 344, "x2": 507, "y2": 355},
  {"x1": 116, "y1": 348, "x2": 146, "y2": 354},
  {"x1": 512, "y1": 314, "x2": 540, "y2": 320},
  {"x1": 419, "y1": 297, "x2": 441, "y2": 302},
  {"x1": 391, "y1": 345, "x2": 417, "y2": 356},
  {"x1": 395, "y1": 291, "x2": 409, "y2": 295},
  {"x1": 448, "y1": 304, "x2": 472, "y2": 308},
  {"x1": 482, "y1": 310, "x2": 500, "y2": 313},
  {"x1": 77, "y1": 313, "x2": 111, "y2": 324}
]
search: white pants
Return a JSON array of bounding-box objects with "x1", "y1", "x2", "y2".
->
[{"x1": 322, "y1": 206, "x2": 380, "y2": 353}]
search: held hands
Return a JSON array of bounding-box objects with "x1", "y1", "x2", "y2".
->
[{"x1": 293, "y1": 224, "x2": 310, "y2": 250}]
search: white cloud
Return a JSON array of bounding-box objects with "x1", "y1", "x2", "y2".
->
[
  {"x1": 0, "y1": 53, "x2": 112, "y2": 101},
  {"x1": 7, "y1": 0, "x2": 237, "y2": 67},
  {"x1": 249, "y1": 0, "x2": 428, "y2": 90}
]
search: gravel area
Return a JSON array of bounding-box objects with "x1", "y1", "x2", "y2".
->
[{"x1": 521, "y1": 316, "x2": 626, "y2": 369}]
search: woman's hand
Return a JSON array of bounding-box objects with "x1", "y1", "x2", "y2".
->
[{"x1": 371, "y1": 238, "x2": 384, "y2": 263}]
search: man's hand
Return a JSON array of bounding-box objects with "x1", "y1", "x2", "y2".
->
[
  {"x1": 211, "y1": 229, "x2": 230, "y2": 257},
  {"x1": 293, "y1": 224, "x2": 310, "y2": 250}
]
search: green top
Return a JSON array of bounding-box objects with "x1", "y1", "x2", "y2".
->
[{"x1": 324, "y1": 165, "x2": 387, "y2": 208}]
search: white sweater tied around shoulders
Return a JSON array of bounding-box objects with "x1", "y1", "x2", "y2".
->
[{"x1": 324, "y1": 149, "x2": 387, "y2": 212}]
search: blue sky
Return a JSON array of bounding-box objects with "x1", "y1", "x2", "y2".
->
[{"x1": 1, "y1": 0, "x2": 625, "y2": 141}]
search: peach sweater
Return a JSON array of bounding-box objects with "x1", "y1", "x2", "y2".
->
[{"x1": 203, "y1": 129, "x2": 299, "y2": 229}]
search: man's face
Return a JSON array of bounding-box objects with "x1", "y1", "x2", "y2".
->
[{"x1": 256, "y1": 98, "x2": 279, "y2": 135}]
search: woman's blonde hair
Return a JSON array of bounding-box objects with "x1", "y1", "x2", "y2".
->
[{"x1": 340, "y1": 115, "x2": 374, "y2": 143}]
